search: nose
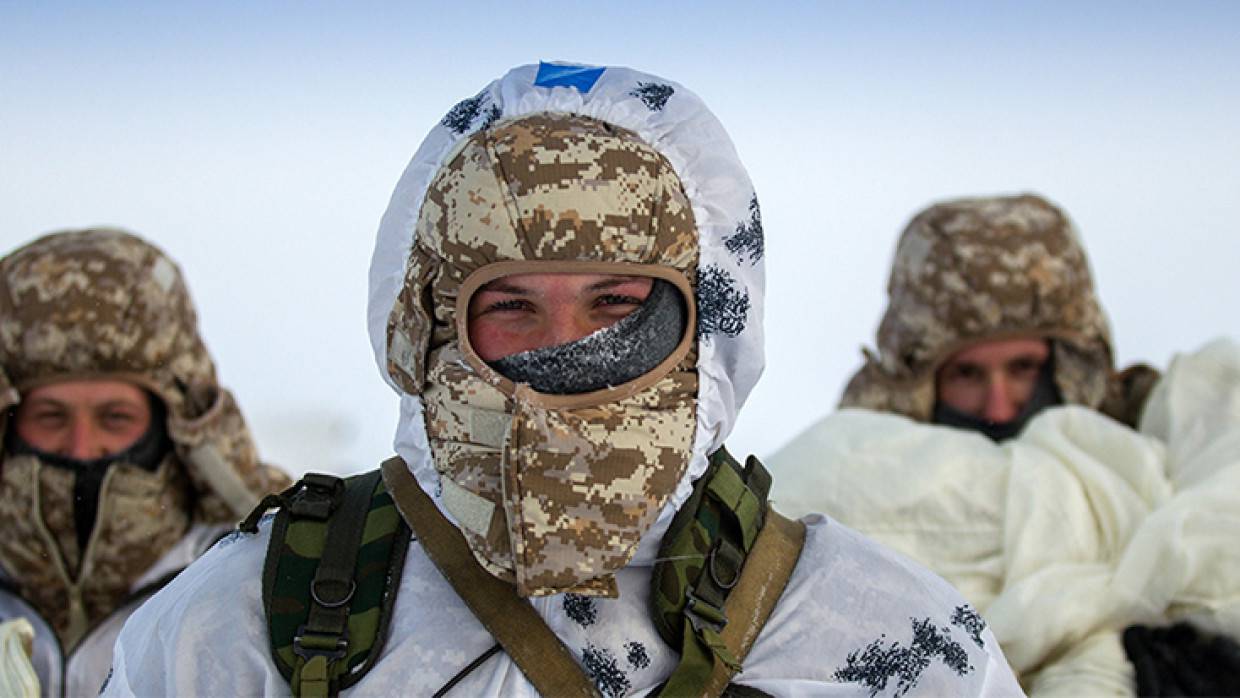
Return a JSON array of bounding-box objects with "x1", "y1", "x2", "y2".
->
[
  {"x1": 544, "y1": 308, "x2": 596, "y2": 348},
  {"x1": 981, "y1": 375, "x2": 1019, "y2": 423},
  {"x1": 66, "y1": 417, "x2": 100, "y2": 460}
]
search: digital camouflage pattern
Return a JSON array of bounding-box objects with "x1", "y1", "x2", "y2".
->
[
  {"x1": 0, "y1": 229, "x2": 290, "y2": 647},
  {"x1": 387, "y1": 114, "x2": 700, "y2": 596},
  {"x1": 841, "y1": 194, "x2": 1156, "y2": 425},
  {"x1": 0, "y1": 454, "x2": 190, "y2": 650}
]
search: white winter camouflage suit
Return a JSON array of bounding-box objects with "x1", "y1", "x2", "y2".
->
[
  {"x1": 103, "y1": 64, "x2": 1022, "y2": 697},
  {"x1": 771, "y1": 196, "x2": 1240, "y2": 695}
]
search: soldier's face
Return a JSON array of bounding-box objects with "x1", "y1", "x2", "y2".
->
[
  {"x1": 468, "y1": 273, "x2": 654, "y2": 361},
  {"x1": 13, "y1": 380, "x2": 153, "y2": 460},
  {"x1": 935, "y1": 338, "x2": 1050, "y2": 423}
]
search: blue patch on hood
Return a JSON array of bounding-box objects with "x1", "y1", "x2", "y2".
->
[{"x1": 534, "y1": 62, "x2": 606, "y2": 93}]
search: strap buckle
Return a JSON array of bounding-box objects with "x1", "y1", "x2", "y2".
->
[
  {"x1": 683, "y1": 591, "x2": 728, "y2": 636},
  {"x1": 288, "y1": 474, "x2": 345, "y2": 520},
  {"x1": 293, "y1": 626, "x2": 349, "y2": 661}
]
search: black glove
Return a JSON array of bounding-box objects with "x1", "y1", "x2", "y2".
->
[{"x1": 1123, "y1": 622, "x2": 1240, "y2": 696}]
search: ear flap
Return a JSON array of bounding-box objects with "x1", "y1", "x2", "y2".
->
[
  {"x1": 385, "y1": 245, "x2": 440, "y2": 396},
  {"x1": 1050, "y1": 338, "x2": 1112, "y2": 413},
  {"x1": 166, "y1": 385, "x2": 293, "y2": 522},
  {"x1": 838, "y1": 348, "x2": 936, "y2": 422},
  {"x1": 0, "y1": 366, "x2": 17, "y2": 448}
]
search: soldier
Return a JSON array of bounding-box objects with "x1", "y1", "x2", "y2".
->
[
  {"x1": 0, "y1": 228, "x2": 291, "y2": 695},
  {"x1": 102, "y1": 63, "x2": 1021, "y2": 697},
  {"x1": 770, "y1": 195, "x2": 1240, "y2": 694},
  {"x1": 838, "y1": 193, "x2": 1157, "y2": 440}
]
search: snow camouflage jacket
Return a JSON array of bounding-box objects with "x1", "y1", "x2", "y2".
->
[
  {"x1": 840, "y1": 194, "x2": 1159, "y2": 427},
  {"x1": 103, "y1": 63, "x2": 1022, "y2": 697},
  {"x1": 771, "y1": 339, "x2": 1240, "y2": 696},
  {"x1": 0, "y1": 229, "x2": 290, "y2": 694}
]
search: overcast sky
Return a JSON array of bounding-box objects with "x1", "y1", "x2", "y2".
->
[{"x1": 3, "y1": 1, "x2": 1238, "y2": 475}]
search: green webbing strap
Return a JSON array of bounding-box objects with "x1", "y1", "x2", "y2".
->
[
  {"x1": 660, "y1": 510, "x2": 805, "y2": 697},
  {"x1": 705, "y1": 464, "x2": 764, "y2": 552},
  {"x1": 380, "y1": 457, "x2": 603, "y2": 698},
  {"x1": 290, "y1": 470, "x2": 383, "y2": 698},
  {"x1": 656, "y1": 451, "x2": 801, "y2": 698}
]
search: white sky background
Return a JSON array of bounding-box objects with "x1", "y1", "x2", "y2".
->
[{"x1": 2, "y1": 2, "x2": 1237, "y2": 476}]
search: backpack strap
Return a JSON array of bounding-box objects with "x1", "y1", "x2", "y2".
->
[
  {"x1": 379, "y1": 457, "x2": 603, "y2": 698},
  {"x1": 253, "y1": 469, "x2": 411, "y2": 697},
  {"x1": 653, "y1": 448, "x2": 806, "y2": 697}
]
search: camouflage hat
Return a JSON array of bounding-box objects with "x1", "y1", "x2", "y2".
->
[
  {"x1": 0, "y1": 228, "x2": 215, "y2": 408},
  {"x1": 840, "y1": 194, "x2": 1115, "y2": 421},
  {"x1": 388, "y1": 114, "x2": 700, "y2": 596},
  {"x1": 0, "y1": 228, "x2": 290, "y2": 519}
]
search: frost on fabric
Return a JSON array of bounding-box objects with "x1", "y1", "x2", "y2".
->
[
  {"x1": 696, "y1": 265, "x2": 749, "y2": 341},
  {"x1": 489, "y1": 279, "x2": 684, "y2": 394},
  {"x1": 441, "y1": 93, "x2": 501, "y2": 136},
  {"x1": 564, "y1": 593, "x2": 599, "y2": 627},
  {"x1": 833, "y1": 617, "x2": 974, "y2": 697},
  {"x1": 630, "y1": 82, "x2": 675, "y2": 111},
  {"x1": 582, "y1": 644, "x2": 631, "y2": 698},
  {"x1": 951, "y1": 605, "x2": 987, "y2": 649},
  {"x1": 724, "y1": 195, "x2": 764, "y2": 265}
]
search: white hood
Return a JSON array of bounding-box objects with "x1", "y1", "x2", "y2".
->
[{"x1": 366, "y1": 62, "x2": 765, "y2": 560}]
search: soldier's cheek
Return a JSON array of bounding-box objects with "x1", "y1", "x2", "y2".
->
[{"x1": 469, "y1": 320, "x2": 545, "y2": 362}]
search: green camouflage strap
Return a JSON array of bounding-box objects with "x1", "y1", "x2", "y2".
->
[
  {"x1": 253, "y1": 470, "x2": 411, "y2": 697},
  {"x1": 652, "y1": 448, "x2": 804, "y2": 697}
]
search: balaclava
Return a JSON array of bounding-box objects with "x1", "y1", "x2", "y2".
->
[
  {"x1": 388, "y1": 113, "x2": 699, "y2": 597},
  {"x1": 840, "y1": 194, "x2": 1144, "y2": 430},
  {"x1": 0, "y1": 228, "x2": 291, "y2": 649},
  {"x1": 369, "y1": 63, "x2": 765, "y2": 599}
]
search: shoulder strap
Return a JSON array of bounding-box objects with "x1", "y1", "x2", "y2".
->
[
  {"x1": 653, "y1": 448, "x2": 806, "y2": 697},
  {"x1": 379, "y1": 457, "x2": 602, "y2": 698},
  {"x1": 255, "y1": 469, "x2": 411, "y2": 697}
]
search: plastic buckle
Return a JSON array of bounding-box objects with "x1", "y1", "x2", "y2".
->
[
  {"x1": 292, "y1": 627, "x2": 349, "y2": 661},
  {"x1": 684, "y1": 591, "x2": 728, "y2": 635},
  {"x1": 288, "y1": 474, "x2": 344, "y2": 520}
]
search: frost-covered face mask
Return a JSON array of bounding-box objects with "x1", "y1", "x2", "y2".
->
[
  {"x1": 387, "y1": 114, "x2": 702, "y2": 597},
  {"x1": 489, "y1": 278, "x2": 687, "y2": 395}
]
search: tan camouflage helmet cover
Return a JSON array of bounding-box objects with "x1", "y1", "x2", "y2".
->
[
  {"x1": 0, "y1": 228, "x2": 290, "y2": 520},
  {"x1": 840, "y1": 194, "x2": 1120, "y2": 422}
]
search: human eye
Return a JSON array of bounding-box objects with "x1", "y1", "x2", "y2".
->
[
  {"x1": 100, "y1": 408, "x2": 140, "y2": 431},
  {"x1": 33, "y1": 408, "x2": 68, "y2": 429},
  {"x1": 483, "y1": 298, "x2": 532, "y2": 314},
  {"x1": 947, "y1": 363, "x2": 984, "y2": 383},
  {"x1": 595, "y1": 293, "x2": 644, "y2": 307},
  {"x1": 1009, "y1": 356, "x2": 1043, "y2": 377}
]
